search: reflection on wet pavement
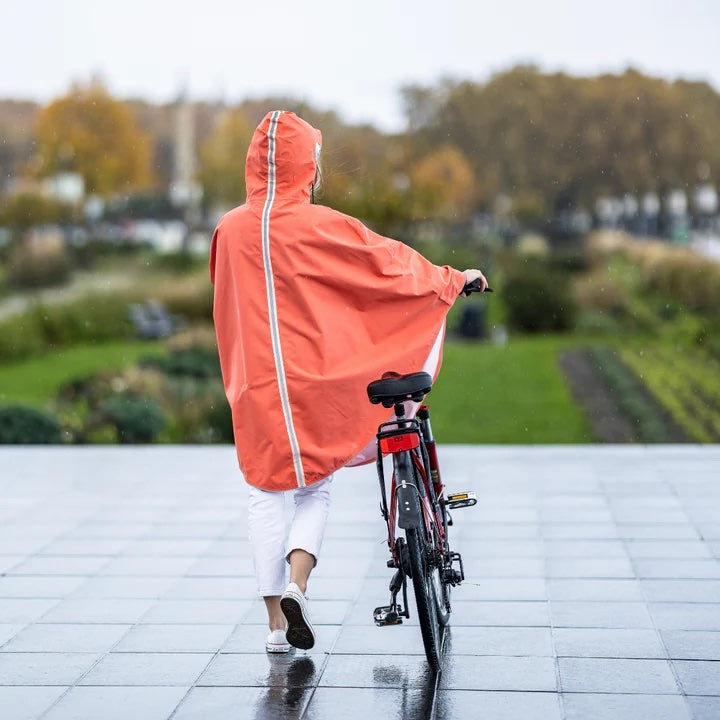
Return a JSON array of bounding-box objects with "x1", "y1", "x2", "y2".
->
[
  {"x1": 1, "y1": 446, "x2": 717, "y2": 719},
  {"x1": 251, "y1": 656, "x2": 318, "y2": 720}
]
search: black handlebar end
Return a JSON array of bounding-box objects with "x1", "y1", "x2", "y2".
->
[{"x1": 462, "y1": 279, "x2": 493, "y2": 295}]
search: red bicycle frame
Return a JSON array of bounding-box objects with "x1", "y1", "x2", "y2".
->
[{"x1": 376, "y1": 406, "x2": 447, "y2": 570}]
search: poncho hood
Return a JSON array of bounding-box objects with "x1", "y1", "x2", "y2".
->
[{"x1": 245, "y1": 111, "x2": 322, "y2": 203}]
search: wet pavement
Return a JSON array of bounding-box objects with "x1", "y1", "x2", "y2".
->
[{"x1": 1, "y1": 445, "x2": 719, "y2": 720}]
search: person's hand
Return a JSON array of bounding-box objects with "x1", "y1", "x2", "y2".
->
[{"x1": 462, "y1": 269, "x2": 488, "y2": 294}]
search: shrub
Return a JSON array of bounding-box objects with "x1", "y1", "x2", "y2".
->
[
  {"x1": 623, "y1": 297, "x2": 663, "y2": 334},
  {"x1": 152, "y1": 279, "x2": 214, "y2": 321},
  {"x1": 627, "y1": 242, "x2": 720, "y2": 313},
  {"x1": 7, "y1": 238, "x2": 72, "y2": 289},
  {"x1": 0, "y1": 313, "x2": 45, "y2": 362},
  {"x1": 97, "y1": 395, "x2": 166, "y2": 443},
  {"x1": 147, "y1": 251, "x2": 206, "y2": 273},
  {"x1": 140, "y1": 347, "x2": 221, "y2": 379},
  {"x1": 695, "y1": 323, "x2": 720, "y2": 361},
  {"x1": 0, "y1": 405, "x2": 62, "y2": 444},
  {"x1": 585, "y1": 230, "x2": 633, "y2": 267},
  {"x1": 70, "y1": 238, "x2": 143, "y2": 269},
  {"x1": 572, "y1": 270, "x2": 629, "y2": 315},
  {"x1": 204, "y1": 398, "x2": 234, "y2": 443},
  {"x1": 503, "y1": 260, "x2": 576, "y2": 333},
  {"x1": 167, "y1": 323, "x2": 218, "y2": 352},
  {"x1": 574, "y1": 310, "x2": 623, "y2": 336},
  {"x1": 548, "y1": 247, "x2": 591, "y2": 274},
  {"x1": 0, "y1": 294, "x2": 133, "y2": 365},
  {"x1": 55, "y1": 362, "x2": 230, "y2": 444},
  {"x1": 31, "y1": 294, "x2": 132, "y2": 346}
]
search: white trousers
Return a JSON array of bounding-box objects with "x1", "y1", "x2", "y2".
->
[{"x1": 247, "y1": 474, "x2": 333, "y2": 597}]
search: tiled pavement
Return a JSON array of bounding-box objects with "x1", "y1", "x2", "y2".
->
[{"x1": 0, "y1": 445, "x2": 719, "y2": 720}]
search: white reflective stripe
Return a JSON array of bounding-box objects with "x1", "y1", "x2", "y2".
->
[{"x1": 261, "y1": 111, "x2": 306, "y2": 488}]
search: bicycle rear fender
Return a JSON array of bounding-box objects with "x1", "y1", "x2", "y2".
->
[{"x1": 394, "y1": 453, "x2": 422, "y2": 529}]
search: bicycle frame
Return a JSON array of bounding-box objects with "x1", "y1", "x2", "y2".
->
[
  {"x1": 371, "y1": 395, "x2": 469, "y2": 672},
  {"x1": 375, "y1": 406, "x2": 447, "y2": 572}
]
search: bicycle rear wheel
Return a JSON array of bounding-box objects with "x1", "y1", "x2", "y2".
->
[
  {"x1": 433, "y1": 503, "x2": 452, "y2": 626},
  {"x1": 431, "y1": 564, "x2": 451, "y2": 626},
  {"x1": 406, "y1": 526, "x2": 441, "y2": 673}
]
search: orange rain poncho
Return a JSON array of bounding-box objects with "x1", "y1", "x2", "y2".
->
[{"x1": 210, "y1": 111, "x2": 466, "y2": 491}]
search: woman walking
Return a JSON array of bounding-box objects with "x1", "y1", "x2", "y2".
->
[{"x1": 210, "y1": 110, "x2": 486, "y2": 652}]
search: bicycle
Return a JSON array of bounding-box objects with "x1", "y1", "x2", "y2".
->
[{"x1": 367, "y1": 279, "x2": 490, "y2": 673}]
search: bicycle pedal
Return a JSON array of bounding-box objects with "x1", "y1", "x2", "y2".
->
[
  {"x1": 446, "y1": 491, "x2": 477, "y2": 509},
  {"x1": 444, "y1": 551, "x2": 465, "y2": 585},
  {"x1": 373, "y1": 605, "x2": 403, "y2": 626},
  {"x1": 443, "y1": 568, "x2": 463, "y2": 585}
]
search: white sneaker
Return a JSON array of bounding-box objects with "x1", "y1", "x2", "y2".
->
[
  {"x1": 265, "y1": 628, "x2": 291, "y2": 653},
  {"x1": 280, "y1": 582, "x2": 315, "y2": 650}
]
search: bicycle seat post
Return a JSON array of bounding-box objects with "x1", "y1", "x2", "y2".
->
[{"x1": 394, "y1": 401, "x2": 408, "y2": 429}]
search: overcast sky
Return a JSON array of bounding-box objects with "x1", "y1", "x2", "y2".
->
[{"x1": 2, "y1": 0, "x2": 719, "y2": 130}]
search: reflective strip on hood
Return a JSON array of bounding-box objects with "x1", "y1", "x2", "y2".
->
[{"x1": 261, "y1": 111, "x2": 306, "y2": 488}]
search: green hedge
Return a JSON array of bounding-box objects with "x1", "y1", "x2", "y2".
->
[
  {"x1": 204, "y1": 399, "x2": 234, "y2": 443},
  {"x1": 32, "y1": 294, "x2": 132, "y2": 346},
  {"x1": 156, "y1": 283, "x2": 214, "y2": 321},
  {"x1": 503, "y1": 260, "x2": 576, "y2": 333},
  {"x1": 0, "y1": 294, "x2": 132, "y2": 364},
  {"x1": 0, "y1": 405, "x2": 62, "y2": 444},
  {"x1": 0, "y1": 314, "x2": 45, "y2": 362},
  {"x1": 644, "y1": 254, "x2": 720, "y2": 313},
  {"x1": 98, "y1": 395, "x2": 167, "y2": 444},
  {"x1": 139, "y1": 347, "x2": 221, "y2": 379}
]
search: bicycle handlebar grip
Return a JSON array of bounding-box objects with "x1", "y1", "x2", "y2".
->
[{"x1": 463, "y1": 279, "x2": 493, "y2": 294}]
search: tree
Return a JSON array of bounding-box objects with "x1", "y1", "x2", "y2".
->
[
  {"x1": 35, "y1": 79, "x2": 152, "y2": 196},
  {"x1": 402, "y1": 67, "x2": 720, "y2": 214},
  {"x1": 408, "y1": 144, "x2": 476, "y2": 221},
  {"x1": 197, "y1": 109, "x2": 255, "y2": 207},
  {"x1": 319, "y1": 124, "x2": 409, "y2": 233}
]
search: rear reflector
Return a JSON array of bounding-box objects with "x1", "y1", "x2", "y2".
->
[{"x1": 380, "y1": 433, "x2": 420, "y2": 453}]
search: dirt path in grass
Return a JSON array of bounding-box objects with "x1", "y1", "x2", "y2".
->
[
  {"x1": 560, "y1": 349, "x2": 691, "y2": 443},
  {"x1": 559, "y1": 349, "x2": 638, "y2": 443}
]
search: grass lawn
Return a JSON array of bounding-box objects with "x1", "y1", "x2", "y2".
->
[
  {"x1": 430, "y1": 336, "x2": 593, "y2": 443},
  {"x1": 0, "y1": 340, "x2": 164, "y2": 408},
  {"x1": 0, "y1": 334, "x2": 593, "y2": 444}
]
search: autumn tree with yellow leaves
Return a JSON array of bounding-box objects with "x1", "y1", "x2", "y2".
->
[
  {"x1": 35, "y1": 80, "x2": 152, "y2": 196},
  {"x1": 409, "y1": 144, "x2": 476, "y2": 221}
]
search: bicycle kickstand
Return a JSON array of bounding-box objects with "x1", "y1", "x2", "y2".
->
[{"x1": 373, "y1": 569, "x2": 409, "y2": 626}]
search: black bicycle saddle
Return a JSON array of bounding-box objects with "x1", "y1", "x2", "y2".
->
[{"x1": 367, "y1": 371, "x2": 433, "y2": 408}]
